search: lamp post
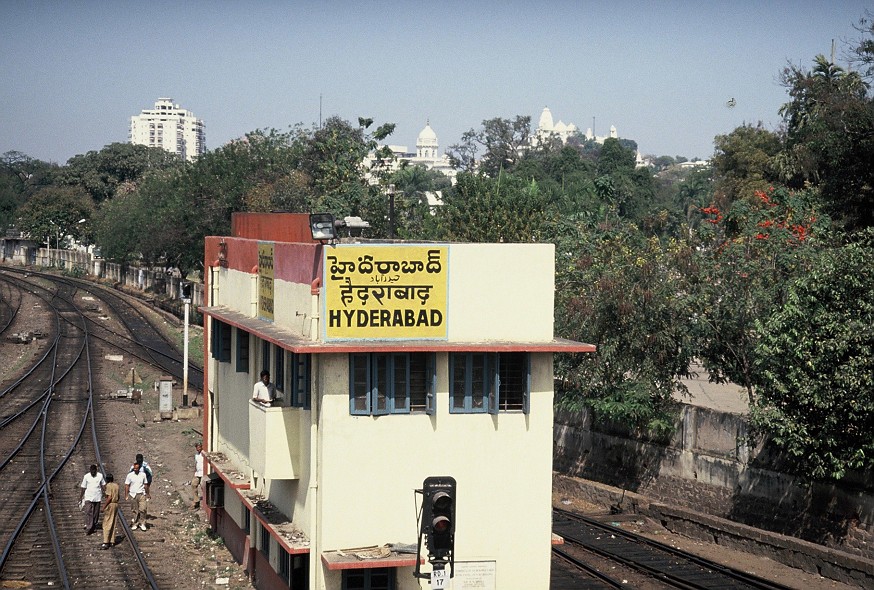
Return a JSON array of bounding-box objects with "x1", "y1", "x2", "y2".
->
[
  {"x1": 181, "y1": 283, "x2": 192, "y2": 407},
  {"x1": 387, "y1": 184, "x2": 396, "y2": 239}
]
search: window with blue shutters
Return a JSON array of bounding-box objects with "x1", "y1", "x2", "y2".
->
[
  {"x1": 349, "y1": 353, "x2": 435, "y2": 416},
  {"x1": 289, "y1": 353, "x2": 311, "y2": 409},
  {"x1": 235, "y1": 329, "x2": 249, "y2": 372},
  {"x1": 261, "y1": 339, "x2": 270, "y2": 375},
  {"x1": 450, "y1": 352, "x2": 530, "y2": 414},
  {"x1": 274, "y1": 346, "x2": 284, "y2": 396},
  {"x1": 210, "y1": 319, "x2": 231, "y2": 363},
  {"x1": 342, "y1": 567, "x2": 394, "y2": 590}
]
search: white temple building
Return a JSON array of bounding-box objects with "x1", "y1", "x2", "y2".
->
[
  {"x1": 367, "y1": 121, "x2": 457, "y2": 184},
  {"x1": 533, "y1": 107, "x2": 618, "y2": 146}
]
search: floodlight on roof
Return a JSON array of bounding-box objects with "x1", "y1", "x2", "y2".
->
[
  {"x1": 310, "y1": 213, "x2": 372, "y2": 242},
  {"x1": 309, "y1": 213, "x2": 337, "y2": 241}
]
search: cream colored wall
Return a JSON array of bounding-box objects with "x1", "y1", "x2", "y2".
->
[
  {"x1": 315, "y1": 353, "x2": 555, "y2": 589},
  {"x1": 210, "y1": 267, "x2": 317, "y2": 527},
  {"x1": 273, "y1": 279, "x2": 314, "y2": 338},
  {"x1": 212, "y1": 329, "x2": 253, "y2": 470},
  {"x1": 212, "y1": 266, "x2": 256, "y2": 314},
  {"x1": 447, "y1": 243, "x2": 554, "y2": 342}
]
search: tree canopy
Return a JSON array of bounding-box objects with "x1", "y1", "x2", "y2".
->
[{"x1": 3, "y1": 19, "x2": 874, "y2": 481}]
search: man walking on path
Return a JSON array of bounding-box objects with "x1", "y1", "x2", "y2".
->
[
  {"x1": 130, "y1": 453, "x2": 153, "y2": 485},
  {"x1": 124, "y1": 462, "x2": 150, "y2": 530},
  {"x1": 79, "y1": 464, "x2": 105, "y2": 535},
  {"x1": 100, "y1": 473, "x2": 120, "y2": 549},
  {"x1": 191, "y1": 442, "x2": 205, "y2": 509}
]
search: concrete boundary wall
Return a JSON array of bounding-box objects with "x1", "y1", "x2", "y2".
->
[
  {"x1": 554, "y1": 405, "x2": 874, "y2": 561},
  {"x1": 27, "y1": 248, "x2": 204, "y2": 310}
]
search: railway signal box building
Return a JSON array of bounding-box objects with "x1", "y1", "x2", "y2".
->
[{"x1": 201, "y1": 213, "x2": 594, "y2": 590}]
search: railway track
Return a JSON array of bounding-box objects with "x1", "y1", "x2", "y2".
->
[
  {"x1": 552, "y1": 508, "x2": 797, "y2": 589},
  {"x1": 1, "y1": 267, "x2": 203, "y2": 390},
  {"x1": 0, "y1": 270, "x2": 199, "y2": 588}
]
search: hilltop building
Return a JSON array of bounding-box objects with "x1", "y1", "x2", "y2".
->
[
  {"x1": 129, "y1": 98, "x2": 205, "y2": 162},
  {"x1": 533, "y1": 107, "x2": 618, "y2": 146},
  {"x1": 199, "y1": 213, "x2": 594, "y2": 589},
  {"x1": 368, "y1": 121, "x2": 457, "y2": 184}
]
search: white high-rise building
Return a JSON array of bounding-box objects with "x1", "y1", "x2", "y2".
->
[{"x1": 129, "y1": 98, "x2": 205, "y2": 161}]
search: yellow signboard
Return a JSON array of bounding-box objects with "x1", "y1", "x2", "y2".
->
[
  {"x1": 324, "y1": 245, "x2": 448, "y2": 340},
  {"x1": 258, "y1": 242, "x2": 274, "y2": 321}
]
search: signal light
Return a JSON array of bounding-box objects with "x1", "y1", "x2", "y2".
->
[
  {"x1": 422, "y1": 476, "x2": 456, "y2": 565},
  {"x1": 181, "y1": 282, "x2": 192, "y2": 301}
]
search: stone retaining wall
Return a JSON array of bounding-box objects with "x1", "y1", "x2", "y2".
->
[{"x1": 554, "y1": 405, "x2": 874, "y2": 560}]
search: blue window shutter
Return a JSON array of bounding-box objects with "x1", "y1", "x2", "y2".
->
[
  {"x1": 274, "y1": 347, "x2": 284, "y2": 393},
  {"x1": 261, "y1": 340, "x2": 270, "y2": 374},
  {"x1": 523, "y1": 353, "x2": 531, "y2": 414},
  {"x1": 351, "y1": 354, "x2": 363, "y2": 414},
  {"x1": 349, "y1": 354, "x2": 371, "y2": 415},
  {"x1": 391, "y1": 353, "x2": 410, "y2": 414},
  {"x1": 488, "y1": 352, "x2": 499, "y2": 415},
  {"x1": 294, "y1": 354, "x2": 311, "y2": 410},
  {"x1": 426, "y1": 353, "x2": 436, "y2": 415},
  {"x1": 235, "y1": 329, "x2": 249, "y2": 373},
  {"x1": 372, "y1": 354, "x2": 390, "y2": 415},
  {"x1": 448, "y1": 353, "x2": 462, "y2": 414}
]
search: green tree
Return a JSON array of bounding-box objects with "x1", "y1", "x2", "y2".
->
[
  {"x1": 431, "y1": 172, "x2": 558, "y2": 243},
  {"x1": 751, "y1": 230, "x2": 874, "y2": 480},
  {"x1": 93, "y1": 188, "x2": 153, "y2": 266},
  {"x1": 711, "y1": 124, "x2": 782, "y2": 210},
  {"x1": 16, "y1": 186, "x2": 94, "y2": 247},
  {"x1": 447, "y1": 115, "x2": 531, "y2": 177},
  {"x1": 385, "y1": 164, "x2": 451, "y2": 239},
  {"x1": 556, "y1": 221, "x2": 697, "y2": 432},
  {"x1": 778, "y1": 54, "x2": 874, "y2": 231},
  {"x1": 58, "y1": 142, "x2": 182, "y2": 203},
  {"x1": 597, "y1": 138, "x2": 636, "y2": 176},
  {"x1": 0, "y1": 151, "x2": 58, "y2": 230},
  {"x1": 693, "y1": 187, "x2": 827, "y2": 400}
]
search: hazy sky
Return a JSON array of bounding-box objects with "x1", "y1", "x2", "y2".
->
[{"x1": 1, "y1": 1, "x2": 870, "y2": 165}]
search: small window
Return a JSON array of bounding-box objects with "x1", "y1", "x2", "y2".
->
[
  {"x1": 450, "y1": 352, "x2": 530, "y2": 414},
  {"x1": 210, "y1": 319, "x2": 231, "y2": 363},
  {"x1": 342, "y1": 567, "x2": 395, "y2": 590},
  {"x1": 497, "y1": 352, "x2": 530, "y2": 412},
  {"x1": 274, "y1": 346, "x2": 285, "y2": 395},
  {"x1": 259, "y1": 521, "x2": 270, "y2": 559},
  {"x1": 290, "y1": 353, "x2": 311, "y2": 409},
  {"x1": 236, "y1": 329, "x2": 249, "y2": 373},
  {"x1": 279, "y1": 551, "x2": 308, "y2": 588},
  {"x1": 450, "y1": 353, "x2": 490, "y2": 413},
  {"x1": 242, "y1": 505, "x2": 250, "y2": 534},
  {"x1": 261, "y1": 340, "x2": 271, "y2": 375},
  {"x1": 349, "y1": 353, "x2": 435, "y2": 416}
]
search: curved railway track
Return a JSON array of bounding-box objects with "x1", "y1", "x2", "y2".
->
[
  {"x1": 0, "y1": 267, "x2": 203, "y2": 393},
  {"x1": 552, "y1": 508, "x2": 797, "y2": 590},
  {"x1": 0, "y1": 269, "x2": 202, "y2": 588}
]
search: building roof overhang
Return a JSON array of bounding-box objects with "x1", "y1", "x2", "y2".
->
[
  {"x1": 201, "y1": 305, "x2": 596, "y2": 354},
  {"x1": 321, "y1": 549, "x2": 422, "y2": 571}
]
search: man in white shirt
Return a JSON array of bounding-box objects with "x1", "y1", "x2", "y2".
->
[
  {"x1": 124, "y1": 462, "x2": 151, "y2": 531},
  {"x1": 79, "y1": 464, "x2": 106, "y2": 535},
  {"x1": 252, "y1": 370, "x2": 275, "y2": 406},
  {"x1": 191, "y1": 442, "x2": 204, "y2": 509}
]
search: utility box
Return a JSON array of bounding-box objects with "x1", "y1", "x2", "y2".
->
[
  {"x1": 205, "y1": 473, "x2": 224, "y2": 508},
  {"x1": 159, "y1": 376, "x2": 174, "y2": 414}
]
